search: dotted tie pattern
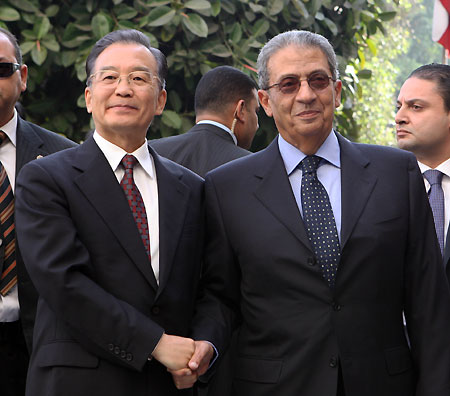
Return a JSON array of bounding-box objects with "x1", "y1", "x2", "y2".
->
[
  {"x1": 120, "y1": 154, "x2": 151, "y2": 260},
  {"x1": 300, "y1": 155, "x2": 340, "y2": 288},
  {"x1": 0, "y1": 131, "x2": 16, "y2": 296},
  {"x1": 424, "y1": 169, "x2": 445, "y2": 257}
]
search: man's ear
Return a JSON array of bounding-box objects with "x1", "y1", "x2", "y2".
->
[
  {"x1": 85, "y1": 87, "x2": 92, "y2": 114},
  {"x1": 20, "y1": 64, "x2": 28, "y2": 92},
  {"x1": 258, "y1": 89, "x2": 273, "y2": 117},
  {"x1": 234, "y1": 99, "x2": 246, "y2": 122}
]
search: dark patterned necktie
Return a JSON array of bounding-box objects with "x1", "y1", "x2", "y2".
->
[
  {"x1": 120, "y1": 154, "x2": 151, "y2": 260},
  {"x1": 0, "y1": 131, "x2": 16, "y2": 296},
  {"x1": 423, "y1": 169, "x2": 445, "y2": 256},
  {"x1": 300, "y1": 155, "x2": 340, "y2": 288}
]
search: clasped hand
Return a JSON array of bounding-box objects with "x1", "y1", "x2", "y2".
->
[{"x1": 151, "y1": 334, "x2": 214, "y2": 389}]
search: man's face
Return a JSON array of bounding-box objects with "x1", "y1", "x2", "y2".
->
[
  {"x1": 258, "y1": 45, "x2": 341, "y2": 151},
  {"x1": 85, "y1": 42, "x2": 166, "y2": 143},
  {"x1": 396, "y1": 77, "x2": 450, "y2": 165},
  {"x1": 0, "y1": 33, "x2": 27, "y2": 127},
  {"x1": 239, "y1": 89, "x2": 260, "y2": 149}
]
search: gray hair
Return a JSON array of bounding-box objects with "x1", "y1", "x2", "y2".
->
[{"x1": 257, "y1": 30, "x2": 339, "y2": 89}]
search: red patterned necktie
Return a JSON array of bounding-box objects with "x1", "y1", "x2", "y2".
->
[
  {"x1": 120, "y1": 154, "x2": 151, "y2": 260},
  {"x1": 0, "y1": 131, "x2": 16, "y2": 296}
]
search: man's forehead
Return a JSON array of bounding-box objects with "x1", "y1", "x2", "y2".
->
[
  {"x1": 267, "y1": 45, "x2": 330, "y2": 76},
  {"x1": 0, "y1": 33, "x2": 15, "y2": 58},
  {"x1": 399, "y1": 77, "x2": 441, "y2": 101},
  {"x1": 95, "y1": 42, "x2": 156, "y2": 67}
]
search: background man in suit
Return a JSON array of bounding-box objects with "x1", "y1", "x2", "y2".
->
[
  {"x1": 15, "y1": 29, "x2": 207, "y2": 396},
  {"x1": 0, "y1": 28, "x2": 76, "y2": 396},
  {"x1": 181, "y1": 30, "x2": 450, "y2": 396},
  {"x1": 396, "y1": 63, "x2": 450, "y2": 282},
  {"x1": 150, "y1": 65, "x2": 259, "y2": 177}
]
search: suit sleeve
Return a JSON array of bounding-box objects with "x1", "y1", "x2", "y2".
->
[
  {"x1": 15, "y1": 160, "x2": 164, "y2": 372},
  {"x1": 191, "y1": 173, "x2": 240, "y2": 354},
  {"x1": 403, "y1": 155, "x2": 450, "y2": 395}
]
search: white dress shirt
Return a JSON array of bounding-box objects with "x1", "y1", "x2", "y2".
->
[
  {"x1": 93, "y1": 132, "x2": 160, "y2": 283},
  {"x1": 196, "y1": 120, "x2": 238, "y2": 145},
  {"x1": 418, "y1": 159, "x2": 450, "y2": 245},
  {"x1": 0, "y1": 109, "x2": 19, "y2": 322}
]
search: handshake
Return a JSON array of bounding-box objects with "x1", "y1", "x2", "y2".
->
[{"x1": 152, "y1": 334, "x2": 214, "y2": 389}]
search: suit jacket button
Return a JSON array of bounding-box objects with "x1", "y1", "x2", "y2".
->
[
  {"x1": 126, "y1": 353, "x2": 133, "y2": 361},
  {"x1": 329, "y1": 357, "x2": 338, "y2": 368},
  {"x1": 307, "y1": 257, "x2": 316, "y2": 266},
  {"x1": 114, "y1": 346, "x2": 120, "y2": 355},
  {"x1": 151, "y1": 306, "x2": 160, "y2": 315},
  {"x1": 108, "y1": 343, "x2": 114, "y2": 351},
  {"x1": 332, "y1": 302, "x2": 341, "y2": 311},
  {"x1": 121, "y1": 350, "x2": 126, "y2": 358}
]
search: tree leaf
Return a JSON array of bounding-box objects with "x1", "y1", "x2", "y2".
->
[
  {"x1": 0, "y1": 7, "x2": 20, "y2": 21},
  {"x1": 268, "y1": 0, "x2": 285, "y2": 16},
  {"x1": 182, "y1": 13, "x2": 208, "y2": 38},
  {"x1": 114, "y1": 4, "x2": 138, "y2": 20},
  {"x1": 251, "y1": 19, "x2": 270, "y2": 37},
  {"x1": 292, "y1": 0, "x2": 309, "y2": 18},
  {"x1": 20, "y1": 41, "x2": 35, "y2": 55},
  {"x1": 31, "y1": 45, "x2": 47, "y2": 65},
  {"x1": 36, "y1": 17, "x2": 51, "y2": 40},
  {"x1": 366, "y1": 38, "x2": 377, "y2": 55},
  {"x1": 184, "y1": 0, "x2": 211, "y2": 11},
  {"x1": 357, "y1": 69, "x2": 372, "y2": 79},
  {"x1": 10, "y1": 0, "x2": 37, "y2": 13},
  {"x1": 61, "y1": 50, "x2": 78, "y2": 67},
  {"x1": 161, "y1": 110, "x2": 182, "y2": 129},
  {"x1": 230, "y1": 23, "x2": 242, "y2": 43},
  {"x1": 323, "y1": 17, "x2": 338, "y2": 36},
  {"x1": 146, "y1": 6, "x2": 176, "y2": 27},
  {"x1": 211, "y1": 0, "x2": 221, "y2": 16},
  {"x1": 42, "y1": 36, "x2": 60, "y2": 52},
  {"x1": 91, "y1": 13, "x2": 111, "y2": 39},
  {"x1": 45, "y1": 5, "x2": 59, "y2": 17},
  {"x1": 378, "y1": 11, "x2": 396, "y2": 21}
]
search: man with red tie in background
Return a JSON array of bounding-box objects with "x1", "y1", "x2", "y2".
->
[{"x1": 0, "y1": 27, "x2": 76, "y2": 396}]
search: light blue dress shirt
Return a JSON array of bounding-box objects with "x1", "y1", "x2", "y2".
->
[{"x1": 278, "y1": 130, "x2": 342, "y2": 239}]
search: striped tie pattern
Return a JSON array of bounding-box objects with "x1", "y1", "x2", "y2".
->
[
  {"x1": 120, "y1": 154, "x2": 151, "y2": 260},
  {"x1": 0, "y1": 131, "x2": 16, "y2": 296}
]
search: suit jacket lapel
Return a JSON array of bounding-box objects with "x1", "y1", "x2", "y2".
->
[
  {"x1": 338, "y1": 133, "x2": 378, "y2": 250},
  {"x1": 151, "y1": 146, "x2": 191, "y2": 298},
  {"x1": 254, "y1": 139, "x2": 312, "y2": 251},
  {"x1": 73, "y1": 138, "x2": 158, "y2": 291},
  {"x1": 16, "y1": 117, "x2": 48, "y2": 176},
  {"x1": 443, "y1": 224, "x2": 450, "y2": 270}
]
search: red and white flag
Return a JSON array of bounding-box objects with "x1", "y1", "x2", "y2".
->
[{"x1": 433, "y1": 0, "x2": 450, "y2": 52}]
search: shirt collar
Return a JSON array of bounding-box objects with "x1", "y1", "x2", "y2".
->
[
  {"x1": 93, "y1": 131, "x2": 155, "y2": 179},
  {"x1": 196, "y1": 120, "x2": 237, "y2": 145},
  {"x1": 418, "y1": 158, "x2": 450, "y2": 179},
  {"x1": 0, "y1": 108, "x2": 18, "y2": 147},
  {"x1": 278, "y1": 129, "x2": 341, "y2": 175}
]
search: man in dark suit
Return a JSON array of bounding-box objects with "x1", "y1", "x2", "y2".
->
[
  {"x1": 177, "y1": 30, "x2": 450, "y2": 396},
  {"x1": 15, "y1": 29, "x2": 206, "y2": 396},
  {"x1": 0, "y1": 28, "x2": 76, "y2": 396},
  {"x1": 150, "y1": 65, "x2": 259, "y2": 177},
  {"x1": 396, "y1": 63, "x2": 450, "y2": 282}
]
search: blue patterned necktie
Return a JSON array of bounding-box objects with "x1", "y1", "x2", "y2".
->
[
  {"x1": 423, "y1": 169, "x2": 444, "y2": 256},
  {"x1": 300, "y1": 155, "x2": 340, "y2": 288}
]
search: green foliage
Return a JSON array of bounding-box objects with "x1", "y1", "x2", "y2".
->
[{"x1": 1, "y1": 0, "x2": 398, "y2": 147}]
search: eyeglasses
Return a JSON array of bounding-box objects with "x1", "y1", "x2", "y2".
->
[
  {"x1": 0, "y1": 63, "x2": 21, "y2": 78},
  {"x1": 264, "y1": 72, "x2": 336, "y2": 95},
  {"x1": 88, "y1": 70, "x2": 160, "y2": 88}
]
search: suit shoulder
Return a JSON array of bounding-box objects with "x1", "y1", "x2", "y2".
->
[
  {"x1": 20, "y1": 119, "x2": 77, "y2": 149},
  {"x1": 153, "y1": 150, "x2": 204, "y2": 184},
  {"x1": 353, "y1": 141, "x2": 416, "y2": 163}
]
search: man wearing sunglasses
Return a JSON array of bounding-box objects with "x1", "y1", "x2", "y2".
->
[
  {"x1": 184, "y1": 30, "x2": 450, "y2": 396},
  {"x1": 0, "y1": 28, "x2": 76, "y2": 396}
]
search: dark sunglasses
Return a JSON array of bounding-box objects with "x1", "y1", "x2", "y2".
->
[
  {"x1": 0, "y1": 63, "x2": 21, "y2": 78},
  {"x1": 264, "y1": 72, "x2": 336, "y2": 95}
]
